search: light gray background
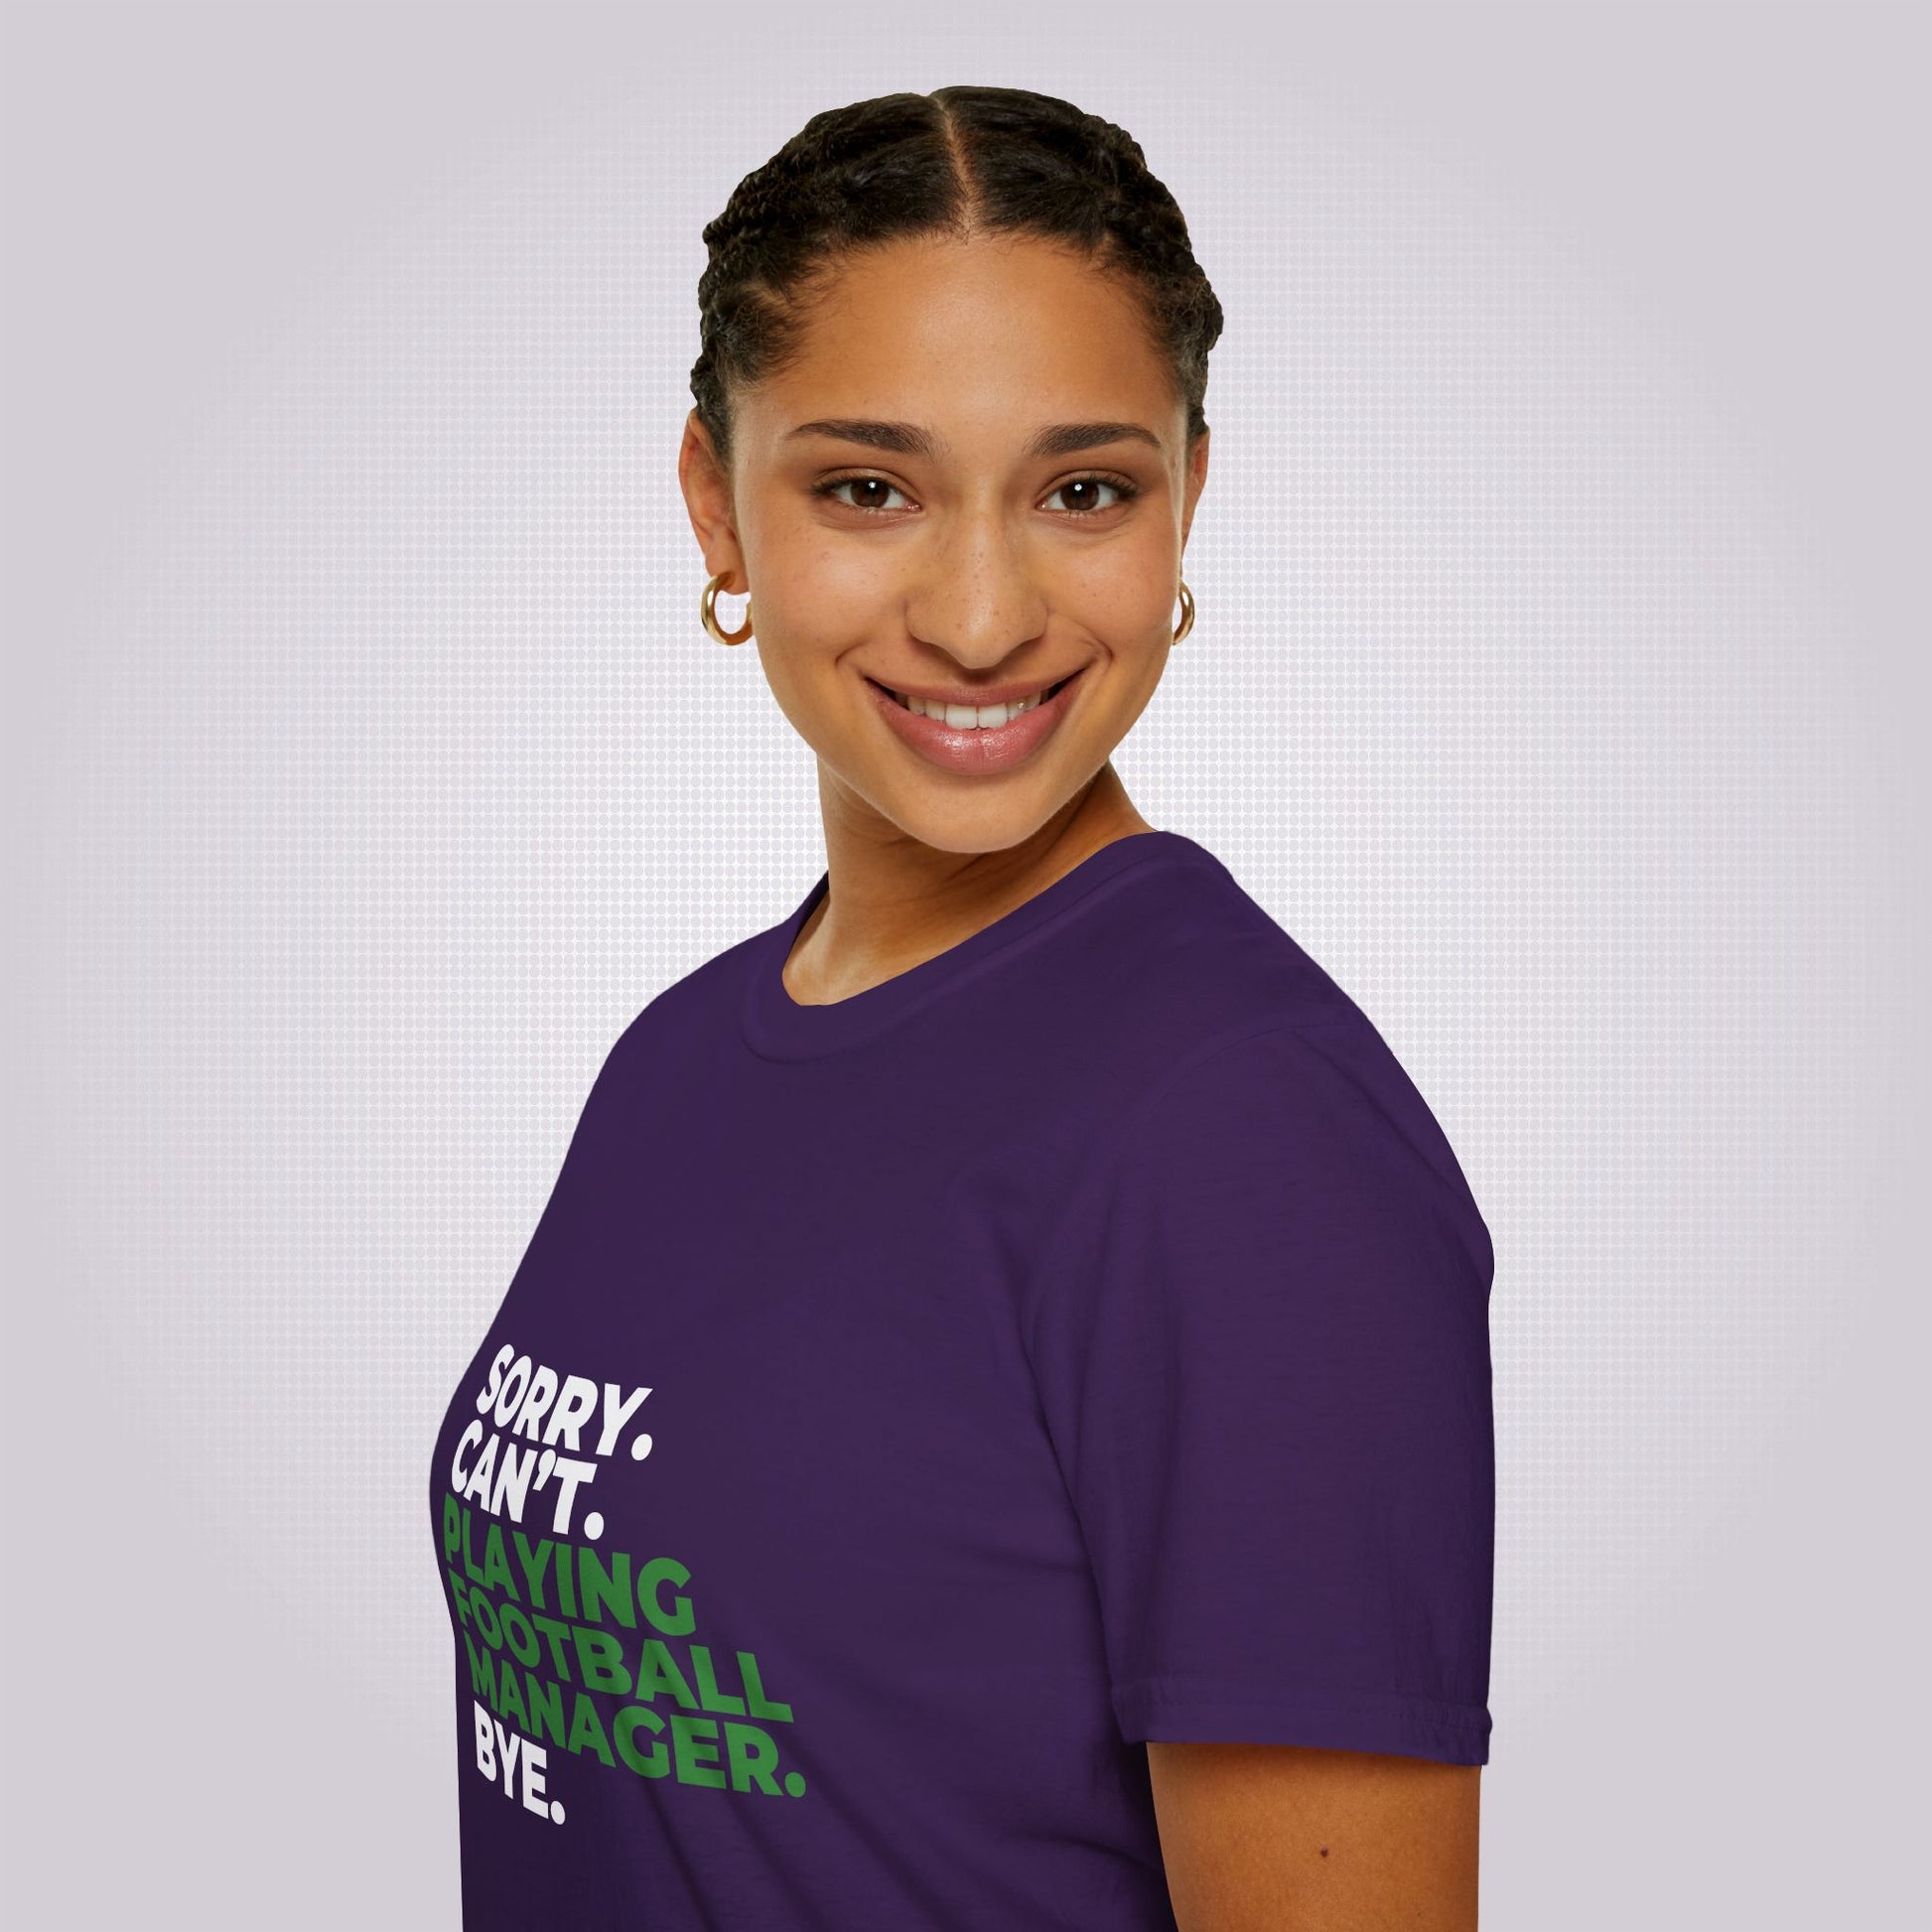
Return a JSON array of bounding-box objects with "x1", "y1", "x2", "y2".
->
[{"x1": 4, "y1": 3, "x2": 1926, "y2": 1928}]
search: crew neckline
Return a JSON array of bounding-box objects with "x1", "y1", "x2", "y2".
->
[{"x1": 740, "y1": 829, "x2": 1216, "y2": 1062}]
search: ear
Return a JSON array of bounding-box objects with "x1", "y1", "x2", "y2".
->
[
  {"x1": 678, "y1": 410, "x2": 748, "y2": 593},
  {"x1": 1178, "y1": 426, "x2": 1210, "y2": 551}
]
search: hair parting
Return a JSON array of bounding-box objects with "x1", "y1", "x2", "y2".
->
[{"x1": 690, "y1": 85, "x2": 1223, "y2": 466}]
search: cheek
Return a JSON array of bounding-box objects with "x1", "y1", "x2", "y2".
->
[
  {"x1": 745, "y1": 508, "x2": 902, "y2": 641},
  {"x1": 1057, "y1": 545, "x2": 1175, "y2": 641}
]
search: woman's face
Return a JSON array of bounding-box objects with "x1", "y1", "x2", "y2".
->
[{"x1": 679, "y1": 230, "x2": 1209, "y2": 856}]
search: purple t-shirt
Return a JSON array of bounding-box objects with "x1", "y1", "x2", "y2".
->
[{"x1": 429, "y1": 829, "x2": 1495, "y2": 1929}]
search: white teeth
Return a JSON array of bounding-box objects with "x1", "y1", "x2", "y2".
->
[{"x1": 891, "y1": 687, "x2": 1051, "y2": 728}]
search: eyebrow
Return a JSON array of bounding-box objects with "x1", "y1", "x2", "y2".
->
[
  {"x1": 787, "y1": 419, "x2": 1163, "y2": 460},
  {"x1": 789, "y1": 419, "x2": 940, "y2": 459},
  {"x1": 1028, "y1": 421, "x2": 1164, "y2": 459}
]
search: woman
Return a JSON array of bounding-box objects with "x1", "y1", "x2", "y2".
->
[{"x1": 430, "y1": 85, "x2": 1495, "y2": 1931}]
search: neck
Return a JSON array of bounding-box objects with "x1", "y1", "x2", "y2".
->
[{"x1": 781, "y1": 765, "x2": 1155, "y2": 1007}]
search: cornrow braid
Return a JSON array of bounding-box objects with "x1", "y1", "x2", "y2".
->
[{"x1": 690, "y1": 86, "x2": 1223, "y2": 466}]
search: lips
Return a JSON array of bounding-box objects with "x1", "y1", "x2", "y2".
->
[
  {"x1": 864, "y1": 665, "x2": 1087, "y2": 776},
  {"x1": 876, "y1": 674, "x2": 1074, "y2": 725}
]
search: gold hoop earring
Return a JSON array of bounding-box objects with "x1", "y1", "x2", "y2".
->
[
  {"x1": 702, "y1": 570, "x2": 754, "y2": 646},
  {"x1": 1172, "y1": 579, "x2": 1195, "y2": 645}
]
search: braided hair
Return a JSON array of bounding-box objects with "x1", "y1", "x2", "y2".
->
[{"x1": 691, "y1": 86, "x2": 1224, "y2": 466}]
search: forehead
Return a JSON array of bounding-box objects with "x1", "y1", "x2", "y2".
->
[{"x1": 745, "y1": 231, "x2": 1181, "y2": 446}]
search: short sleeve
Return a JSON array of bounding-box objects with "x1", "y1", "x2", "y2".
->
[{"x1": 1025, "y1": 1016, "x2": 1496, "y2": 1765}]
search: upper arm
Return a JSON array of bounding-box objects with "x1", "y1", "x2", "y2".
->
[
  {"x1": 1026, "y1": 1017, "x2": 1497, "y2": 1765},
  {"x1": 1024, "y1": 1015, "x2": 1497, "y2": 1921},
  {"x1": 1146, "y1": 1740, "x2": 1481, "y2": 1932}
]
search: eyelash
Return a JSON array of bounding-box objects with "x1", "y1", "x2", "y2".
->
[{"x1": 811, "y1": 472, "x2": 1141, "y2": 517}]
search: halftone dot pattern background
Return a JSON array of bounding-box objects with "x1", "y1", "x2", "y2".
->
[{"x1": 4, "y1": 6, "x2": 1925, "y2": 1930}]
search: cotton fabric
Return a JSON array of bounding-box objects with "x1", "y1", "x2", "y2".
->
[{"x1": 429, "y1": 829, "x2": 1495, "y2": 1929}]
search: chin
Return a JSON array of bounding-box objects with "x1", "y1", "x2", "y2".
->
[{"x1": 856, "y1": 770, "x2": 1076, "y2": 858}]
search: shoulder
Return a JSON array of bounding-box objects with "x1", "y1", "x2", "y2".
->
[
  {"x1": 1104, "y1": 1015, "x2": 1493, "y2": 1274},
  {"x1": 1035, "y1": 836, "x2": 1448, "y2": 1138},
  {"x1": 1035, "y1": 839, "x2": 1493, "y2": 1281},
  {"x1": 1065, "y1": 1011, "x2": 1489, "y2": 1233},
  {"x1": 591, "y1": 915, "x2": 775, "y2": 1076},
  {"x1": 1061, "y1": 833, "x2": 1358, "y2": 1048}
]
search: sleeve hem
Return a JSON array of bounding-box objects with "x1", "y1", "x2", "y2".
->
[{"x1": 1113, "y1": 1677, "x2": 1491, "y2": 1767}]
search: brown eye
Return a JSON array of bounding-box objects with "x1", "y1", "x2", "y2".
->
[
  {"x1": 1044, "y1": 477, "x2": 1133, "y2": 515},
  {"x1": 823, "y1": 477, "x2": 911, "y2": 513}
]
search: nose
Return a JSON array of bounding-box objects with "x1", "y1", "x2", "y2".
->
[{"x1": 902, "y1": 508, "x2": 1048, "y2": 669}]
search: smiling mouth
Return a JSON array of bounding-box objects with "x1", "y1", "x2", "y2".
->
[{"x1": 866, "y1": 672, "x2": 1080, "y2": 729}]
